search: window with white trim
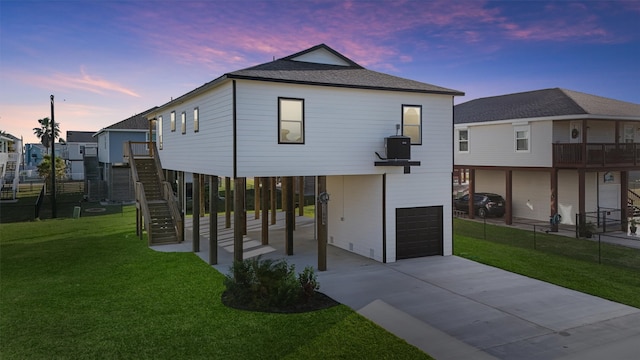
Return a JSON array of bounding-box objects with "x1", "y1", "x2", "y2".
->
[
  {"x1": 170, "y1": 111, "x2": 176, "y2": 132},
  {"x1": 458, "y1": 129, "x2": 468, "y2": 152},
  {"x1": 402, "y1": 105, "x2": 422, "y2": 145},
  {"x1": 157, "y1": 116, "x2": 163, "y2": 150},
  {"x1": 193, "y1": 107, "x2": 199, "y2": 133},
  {"x1": 514, "y1": 125, "x2": 530, "y2": 152},
  {"x1": 181, "y1": 111, "x2": 186, "y2": 134},
  {"x1": 278, "y1": 98, "x2": 304, "y2": 144}
]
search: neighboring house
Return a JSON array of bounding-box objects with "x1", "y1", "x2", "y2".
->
[
  {"x1": 25, "y1": 143, "x2": 46, "y2": 166},
  {"x1": 93, "y1": 108, "x2": 156, "y2": 201},
  {"x1": 146, "y1": 44, "x2": 463, "y2": 263},
  {"x1": 454, "y1": 88, "x2": 640, "y2": 229},
  {"x1": 0, "y1": 133, "x2": 22, "y2": 200},
  {"x1": 63, "y1": 131, "x2": 97, "y2": 180}
]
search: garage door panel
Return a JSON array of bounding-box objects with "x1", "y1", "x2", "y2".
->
[{"x1": 396, "y1": 206, "x2": 443, "y2": 259}]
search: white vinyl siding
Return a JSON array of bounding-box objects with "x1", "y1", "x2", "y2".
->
[
  {"x1": 454, "y1": 121, "x2": 552, "y2": 167},
  {"x1": 151, "y1": 82, "x2": 234, "y2": 177},
  {"x1": 235, "y1": 80, "x2": 452, "y2": 177}
]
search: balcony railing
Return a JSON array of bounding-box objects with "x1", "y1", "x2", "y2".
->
[{"x1": 553, "y1": 143, "x2": 640, "y2": 168}]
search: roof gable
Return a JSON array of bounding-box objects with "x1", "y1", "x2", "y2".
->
[
  {"x1": 454, "y1": 88, "x2": 640, "y2": 124},
  {"x1": 282, "y1": 44, "x2": 362, "y2": 68}
]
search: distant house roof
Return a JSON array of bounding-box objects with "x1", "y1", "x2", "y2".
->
[
  {"x1": 94, "y1": 107, "x2": 157, "y2": 136},
  {"x1": 152, "y1": 44, "x2": 463, "y2": 111},
  {"x1": 454, "y1": 88, "x2": 640, "y2": 124},
  {"x1": 66, "y1": 131, "x2": 96, "y2": 143}
]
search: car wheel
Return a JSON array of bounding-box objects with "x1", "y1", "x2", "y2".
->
[{"x1": 478, "y1": 208, "x2": 488, "y2": 218}]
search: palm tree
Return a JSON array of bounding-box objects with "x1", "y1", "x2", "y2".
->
[{"x1": 33, "y1": 117, "x2": 64, "y2": 154}]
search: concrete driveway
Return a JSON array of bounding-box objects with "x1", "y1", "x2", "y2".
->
[{"x1": 156, "y1": 214, "x2": 640, "y2": 359}]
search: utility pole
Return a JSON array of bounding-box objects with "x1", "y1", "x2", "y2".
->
[{"x1": 50, "y1": 95, "x2": 57, "y2": 218}]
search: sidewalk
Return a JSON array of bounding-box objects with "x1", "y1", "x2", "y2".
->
[{"x1": 153, "y1": 214, "x2": 640, "y2": 360}]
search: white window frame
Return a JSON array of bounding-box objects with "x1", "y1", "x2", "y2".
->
[
  {"x1": 402, "y1": 104, "x2": 422, "y2": 145},
  {"x1": 458, "y1": 128, "x2": 469, "y2": 153},
  {"x1": 278, "y1": 97, "x2": 304, "y2": 144},
  {"x1": 170, "y1": 111, "x2": 176, "y2": 132},
  {"x1": 514, "y1": 125, "x2": 530, "y2": 153},
  {"x1": 193, "y1": 107, "x2": 199, "y2": 133},
  {"x1": 157, "y1": 116, "x2": 163, "y2": 150},
  {"x1": 181, "y1": 111, "x2": 186, "y2": 134}
]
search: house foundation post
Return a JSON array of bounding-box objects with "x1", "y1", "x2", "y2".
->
[
  {"x1": 270, "y1": 177, "x2": 277, "y2": 225},
  {"x1": 225, "y1": 177, "x2": 231, "y2": 228},
  {"x1": 261, "y1": 177, "x2": 269, "y2": 245},
  {"x1": 255, "y1": 177, "x2": 260, "y2": 219},
  {"x1": 233, "y1": 177, "x2": 245, "y2": 262},
  {"x1": 285, "y1": 176, "x2": 294, "y2": 255},
  {"x1": 193, "y1": 172, "x2": 200, "y2": 252},
  {"x1": 621, "y1": 170, "x2": 629, "y2": 231},
  {"x1": 468, "y1": 169, "x2": 476, "y2": 219},
  {"x1": 505, "y1": 170, "x2": 513, "y2": 225},
  {"x1": 550, "y1": 168, "x2": 559, "y2": 232},
  {"x1": 317, "y1": 176, "x2": 327, "y2": 271},
  {"x1": 209, "y1": 175, "x2": 218, "y2": 265},
  {"x1": 578, "y1": 169, "x2": 586, "y2": 229},
  {"x1": 298, "y1": 176, "x2": 304, "y2": 216}
]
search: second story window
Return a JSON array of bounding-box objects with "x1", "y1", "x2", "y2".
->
[
  {"x1": 170, "y1": 111, "x2": 176, "y2": 132},
  {"x1": 402, "y1": 105, "x2": 422, "y2": 145},
  {"x1": 194, "y1": 107, "x2": 199, "y2": 133},
  {"x1": 514, "y1": 125, "x2": 530, "y2": 152},
  {"x1": 181, "y1": 111, "x2": 186, "y2": 134},
  {"x1": 157, "y1": 116, "x2": 163, "y2": 150},
  {"x1": 279, "y1": 98, "x2": 304, "y2": 144},
  {"x1": 458, "y1": 129, "x2": 468, "y2": 152}
]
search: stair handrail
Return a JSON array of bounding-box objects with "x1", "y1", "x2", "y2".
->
[
  {"x1": 127, "y1": 141, "x2": 152, "y2": 244},
  {"x1": 629, "y1": 188, "x2": 640, "y2": 201},
  {"x1": 162, "y1": 181, "x2": 183, "y2": 242},
  {"x1": 135, "y1": 181, "x2": 153, "y2": 245},
  {"x1": 149, "y1": 141, "x2": 183, "y2": 243}
]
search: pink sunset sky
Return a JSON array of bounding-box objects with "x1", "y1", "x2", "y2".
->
[{"x1": 1, "y1": 0, "x2": 639, "y2": 144}]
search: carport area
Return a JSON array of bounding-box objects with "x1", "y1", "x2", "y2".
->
[{"x1": 153, "y1": 214, "x2": 640, "y2": 360}]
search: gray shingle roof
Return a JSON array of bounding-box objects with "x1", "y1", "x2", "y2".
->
[
  {"x1": 66, "y1": 131, "x2": 96, "y2": 143},
  {"x1": 228, "y1": 44, "x2": 463, "y2": 95},
  {"x1": 454, "y1": 88, "x2": 640, "y2": 124},
  {"x1": 101, "y1": 107, "x2": 158, "y2": 132}
]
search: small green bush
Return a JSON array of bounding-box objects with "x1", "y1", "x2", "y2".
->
[
  {"x1": 299, "y1": 266, "x2": 319, "y2": 302},
  {"x1": 224, "y1": 256, "x2": 303, "y2": 309}
]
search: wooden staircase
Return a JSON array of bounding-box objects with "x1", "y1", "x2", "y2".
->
[{"x1": 128, "y1": 142, "x2": 183, "y2": 245}]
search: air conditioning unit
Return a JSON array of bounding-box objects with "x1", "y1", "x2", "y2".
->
[{"x1": 385, "y1": 135, "x2": 411, "y2": 160}]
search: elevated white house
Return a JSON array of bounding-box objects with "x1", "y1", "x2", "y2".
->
[
  {"x1": 454, "y1": 88, "x2": 640, "y2": 231},
  {"x1": 146, "y1": 44, "x2": 463, "y2": 264}
]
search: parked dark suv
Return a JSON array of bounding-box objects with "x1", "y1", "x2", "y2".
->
[{"x1": 454, "y1": 192, "x2": 505, "y2": 218}]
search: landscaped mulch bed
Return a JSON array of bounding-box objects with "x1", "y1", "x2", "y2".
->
[{"x1": 221, "y1": 290, "x2": 340, "y2": 313}]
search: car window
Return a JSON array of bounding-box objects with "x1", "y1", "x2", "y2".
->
[{"x1": 473, "y1": 195, "x2": 484, "y2": 202}]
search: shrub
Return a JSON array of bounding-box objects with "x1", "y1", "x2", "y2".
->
[
  {"x1": 224, "y1": 256, "x2": 302, "y2": 309},
  {"x1": 299, "y1": 266, "x2": 319, "y2": 302}
]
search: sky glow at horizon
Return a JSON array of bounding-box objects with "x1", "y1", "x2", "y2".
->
[{"x1": 1, "y1": 0, "x2": 639, "y2": 144}]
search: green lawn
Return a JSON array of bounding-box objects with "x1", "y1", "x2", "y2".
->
[
  {"x1": 1, "y1": 206, "x2": 430, "y2": 359},
  {"x1": 454, "y1": 219, "x2": 640, "y2": 309}
]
